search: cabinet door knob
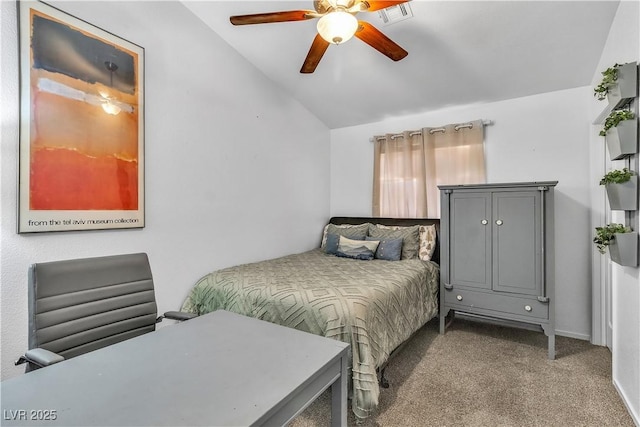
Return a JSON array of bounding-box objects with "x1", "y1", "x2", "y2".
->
[
  {"x1": 495, "y1": 219, "x2": 503, "y2": 226},
  {"x1": 456, "y1": 295, "x2": 463, "y2": 301},
  {"x1": 524, "y1": 305, "x2": 532, "y2": 312},
  {"x1": 481, "y1": 219, "x2": 488, "y2": 225}
]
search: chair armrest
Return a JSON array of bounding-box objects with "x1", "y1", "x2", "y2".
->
[
  {"x1": 16, "y1": 348, "x2": 65, "y2": 367},
  {"x1": 164, "y1": 311, "x2": 197, "y2": 321},
  {"x1": 157, "y1": 311, "x2": 197, "y2": 322}
]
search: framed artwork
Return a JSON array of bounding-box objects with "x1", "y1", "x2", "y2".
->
[{"x1": 18, "y1": 1, "x2": 144, "y2": 233}]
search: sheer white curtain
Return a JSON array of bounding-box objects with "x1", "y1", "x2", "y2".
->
[{"x1": 373, "y1": 120, "x2": 486, "y2": 218}]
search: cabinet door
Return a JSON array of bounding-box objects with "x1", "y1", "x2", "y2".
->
[
  {"x1": 449, "y1": 192, "x2": 492, "y2": 289},
  {"x1": 492, "y1": 191, "x2": 541, "y2": 296}
]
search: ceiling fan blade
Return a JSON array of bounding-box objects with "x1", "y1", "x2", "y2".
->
[
  {"x1": 355, "y1": 21, "x2": 408, "y2": 61},
  {"x1": 359, "y1": 1, "x2": 410, "y2": 12},
  {"x1": 230, "y1": 10, "x2": 317, "y2": 25},
  {"x1": 300, "y1": 34, "x2": 330, "y2": 74}
]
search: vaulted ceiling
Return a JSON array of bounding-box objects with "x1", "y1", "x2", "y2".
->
[{"x1": 183, "y1": 1, "x2": 620, "y2": 129}]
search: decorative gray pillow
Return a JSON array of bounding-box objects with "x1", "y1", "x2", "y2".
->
[
  {"x1": 368, "y1": 224, "x2": 420, "y2": 260},
  {"x1": 324, "y1": 233, "x2": 340, "y2": 254},
  {"x1": 366, "y1": 236, "x2": 403, "y2": 261},
  {"x1": 321, "y1": 223, "x2": 369, "y2": 248}
]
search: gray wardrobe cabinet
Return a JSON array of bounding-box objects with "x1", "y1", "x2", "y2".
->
[{"x1": 438, "y1": 181, "x2": 558, "y2": 360}]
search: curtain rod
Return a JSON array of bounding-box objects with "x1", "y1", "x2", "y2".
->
[{"x1": 370, "y1": 119, "x2": 494, "y2": 142}]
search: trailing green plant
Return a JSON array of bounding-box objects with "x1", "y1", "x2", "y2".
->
[
  {"x1": 594, "y1": 63, "x2": 621, "y2": 100},
  {"x1": 593, "y1": 223, "x2": 632, "y2": 254},
  {"x1": 599, "y1": 109, "x2": 635, "y2": 136},
  {"x1": 599, "y1": 168, "x2": 633, "y2": 185}
]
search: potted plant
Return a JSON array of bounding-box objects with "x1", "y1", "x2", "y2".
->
[
  {"x1": 594, "y1": 63, "x2": 621, "y2": 101},
  {"x1": 594, "y1": 62, "x2": 638, "y2": 108},
  {"x1": 600, "y1": 110, "x2": 635, "y2": 136},
  {"x1": 600, "y1": 168, "x2": 638, "y2": 210},
  {"x1": 594, "y1": 223, "x2": 638, "y2": 267},
  {"x1": 594, "y1": 223, "x2": 628, "y2": 254},
  {"x1": 600, "y1": 110, "x2": 637, "y2": 160}
]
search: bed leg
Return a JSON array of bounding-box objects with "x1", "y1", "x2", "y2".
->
[{"x1": 379, "y1": 367, "x2": 390, "y2": 388}]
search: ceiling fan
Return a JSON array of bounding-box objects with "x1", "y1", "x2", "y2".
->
[{"x1": 230, "y1": 0, "x2": 410, "y2": 73}]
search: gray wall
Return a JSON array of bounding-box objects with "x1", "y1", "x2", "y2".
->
[
  {"x1": 0, "y1": 1, "x2": 330, "y2": 379},
  {"x1": 329, "y1": 87, "x2": 593, "y2": 340}
]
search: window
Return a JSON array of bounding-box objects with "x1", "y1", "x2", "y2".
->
[{"x1": 373, "y1": 121, "x2": 486, "y2": 218}]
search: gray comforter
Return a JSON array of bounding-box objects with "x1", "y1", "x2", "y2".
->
[{"x1": 181, "y1": 248, "x2": 439, "y2": 419}]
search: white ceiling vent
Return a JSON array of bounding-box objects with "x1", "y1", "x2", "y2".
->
[{"x1": 376, "y1": 2, "x2": 413, "y2": 26}]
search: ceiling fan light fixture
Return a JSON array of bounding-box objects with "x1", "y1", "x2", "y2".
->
[{"x1": 317, "y1": 11, "x2": 358, "y2": 44}]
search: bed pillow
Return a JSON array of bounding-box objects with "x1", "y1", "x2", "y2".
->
[
  {"x1": 335, "y1": 236, "x2": 379, "y2": 260},
  {"x1": 320, "y1": 223, "x2": 369, "y2": 248},
  {"x1": 324, "y1": 233, "x2": 340, "y2": 255},
  {"x1": 366, "y1": 236, "x2": 403, "y2": 261},
  {"x1": 418, "y1": 224, "x2": 438, "y2": 261},
  {"x1": 368, "y1": 224, "x2": 420, "y2": 260}
]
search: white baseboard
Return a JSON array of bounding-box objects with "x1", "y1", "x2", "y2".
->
[
  {"x1": 614, "y1": 379, "x2": 640, "y2": 427},
  {"x1": 555, "y1": 329, "x2": 591, "y2": 341}
]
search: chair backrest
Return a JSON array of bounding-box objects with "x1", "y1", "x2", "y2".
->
[{"x1": 28, "y1": 253, "x2": 158, "y2": 360}]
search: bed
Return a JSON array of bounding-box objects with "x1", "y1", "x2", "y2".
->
[{"x1": 180, "y1": 217, "x2": 440, "y2": 420}]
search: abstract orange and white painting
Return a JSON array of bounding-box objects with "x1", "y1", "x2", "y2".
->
[{"x1": 18, "y1": 0, "x2": 144, "y2": 232}]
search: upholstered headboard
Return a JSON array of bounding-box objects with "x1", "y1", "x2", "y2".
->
[{"x1": 329, "y1": 217, "x2": 441, "y2": 265}]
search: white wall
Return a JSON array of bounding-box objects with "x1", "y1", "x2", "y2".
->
[
  {"x1": 590, "y1": 1, "x2": 640, "y2": 424},
  {"x1": 330, "y1": 87, "x2": 593, "y2": 340},
  {"x1": 0, "y1": 1, "x2": 330, "y2": 379}
]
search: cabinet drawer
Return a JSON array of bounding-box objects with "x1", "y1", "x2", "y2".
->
[{"x1": 444, "y1": 287, "x2": 549, "y2": 320}]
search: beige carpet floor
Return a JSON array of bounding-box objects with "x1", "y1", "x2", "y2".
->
[{"x1": 290, "y1": 318, "x2": 634, "y2": 427}]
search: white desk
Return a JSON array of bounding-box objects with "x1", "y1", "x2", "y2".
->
[{"x1": 1, "y1": 310, "x2": 349, "y2": 426}]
